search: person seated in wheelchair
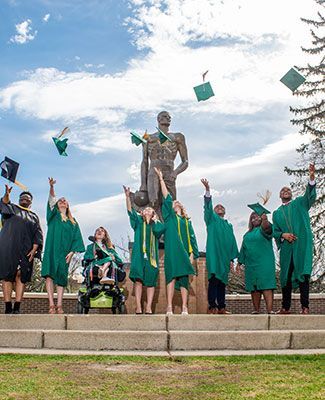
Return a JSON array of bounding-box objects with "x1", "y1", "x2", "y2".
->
[{"x1": 83, "y1": 226, "x2": 124, "y2": 286}]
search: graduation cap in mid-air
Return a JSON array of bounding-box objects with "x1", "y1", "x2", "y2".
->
[
  {"x1": 193, "y1": 70, "x2": 215, "y2": 102},
  {"x1": 130, "y1": 130, "x2": 147, "y2": 146},
  {"x1": 247, "y1": 190, "x2": 272, "y2": 216},
  {"x1": 0, "y1": 156, "x2": 28, "y2": 190},
  {"x1": 280, "y1": 67, "x2": 306, "y2": 92},
  {"x1": 157, "y1": 127, "x2": 172, "y2": 144},
  {"x1": 52, "y1": 127, "x2": 69, "y2": 156}
]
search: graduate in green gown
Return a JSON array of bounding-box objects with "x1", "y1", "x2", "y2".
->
[
  {"x1": 124, "y1": 185, "x2": 164, "y2": 314},
  {"x1": 155, "y1": 168, "x2": 198, "y2": 315},
  {"x1": 41, "y1": 178, "x2": 85, "y2": 314},
  {"x1": 273, "y1": 164, "x2": 316, "y2": 315},
  {"x1": 83, "y1": 226, "x2": 123, "y2": 285},
  {"x1": 238, "y1": 211, "x2": 276, "y2": 314},
  {"x1": 201, "y1": 179, "x2": 238, "y2": 314}
]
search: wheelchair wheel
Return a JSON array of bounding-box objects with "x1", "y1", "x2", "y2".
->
[
  {"x1": 118, "y1": 304, "x2": 126, "y2": 314},
  {"x1": 77, "y1": 302, "x2": 89, "y2": 314}
]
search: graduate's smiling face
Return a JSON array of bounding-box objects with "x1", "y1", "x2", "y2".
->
[
  {"x1": 141, "y1": 207, "x2": 155, "y2": 220},
  {"x1": 280, "y1": 186, "x2": 292, "y2": 202},
  {"x1": 250, "y1": 212, "x2": 261, "y2": 228},
  {"x1": 95, "y1": 227, "x2": 106, "y2": 241},
  {"x1": 172, "y1": 200, "x2": 183, "y2": 214},
  {"x1": 19, "y1": 193, "x2": 32, "y2": 208},
  {"x1": 57, "y1": 197, "x2": 69, "y2": 212},
  {"x1": 214, "y1": 204, "x2": 225, "y2": 218}
]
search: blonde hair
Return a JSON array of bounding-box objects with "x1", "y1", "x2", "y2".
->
[
  {"x1": 173, "y1": 201, "x2": 189, "y2": 219},
  {"x1": 57, "y1": 200, "x2": 76, "y2": 225},
  {"x1": 141, "y1": 207, "x2": 159, "y2": 223}
]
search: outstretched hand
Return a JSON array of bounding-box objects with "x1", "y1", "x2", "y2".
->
[
  {"x1": 201, "y1": 178, "x2": 210, "y2": 191},
  {"x1": 48, "y1": 177, "x2": 56, "y2": 187},
  {"x1": 123, "y1": 185, "x2": 131, "y2": 197},
  {"x1": 154, "y1": 167, "x2": 163, "y2": 180},
  {"x1": 5, "y1": 185, "x2": 12, "y2": 196},
  {"x1": 309, "y1": 163, "x2": 315, "y2": 181}
]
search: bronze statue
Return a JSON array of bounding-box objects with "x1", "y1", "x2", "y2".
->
[{"x1": 133, "y1": 111, "x2": 188, "y2": 216}]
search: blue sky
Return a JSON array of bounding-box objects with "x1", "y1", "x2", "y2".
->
[{"x1": 0, "y1": 0, "x2": 319, "y2": 251}]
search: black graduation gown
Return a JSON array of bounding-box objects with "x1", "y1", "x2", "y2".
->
[{"x1": 0, "y1": 200, "x2": 43, "y2": 283}]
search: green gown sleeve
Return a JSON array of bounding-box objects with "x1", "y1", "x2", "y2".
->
[
  {"x1": 189, "y1": 220, "x2": 200, "y2": 259},
  {"x1": 272, "y1": 211, "x2": 283, "y2": 249},
  {"x1": 128, "y1": 208, "x2": 141, "y2": 230},
  {"x1": 162, "y1": 194, "x2": 173, "y2": 221},
  {"x1": 111, "y1": 248, "x2": 124, "y2": 266},
  {"x1": 71, "y1": 222, "x2": 85, "y2": 253},
  {"x1": 152, "y1": 221, "x2": 165, "y2": 239},
  {"x1": 204, "y1": 195, "x2": 213, "y2": 226},
  {"x1": 298, "y1": 183, "x2": 316, "y2": 210},
  {"x1": 46, "y1": 202, "x2": 58, "y2": 224},
  {"x1": 83, "y1": 244, "x2": 95, "y2": 261},
  {"x1": 238, "y1": 240, "x2": 246, "y2": 265},
  {"x1": 229, "y1": 224, "x2": 239, "y2": 260}
]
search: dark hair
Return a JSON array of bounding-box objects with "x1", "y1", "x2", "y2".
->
[
  {"x1": 20, "y1": 191, "x2": 33, "y2": 200},
  {"x1": 248, "y1": 212, "x2": 260, "y2": 231}
]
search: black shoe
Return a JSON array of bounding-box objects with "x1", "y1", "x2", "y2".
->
[
  {"x1": 12, "y1": 309, "x2": 21, "y2": 314},
  {"x1": 5, "y1": 302, "x2": 13, "y2": 314}
]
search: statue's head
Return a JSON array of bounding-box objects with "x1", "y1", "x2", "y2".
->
[{"x1": 157, "y1": 111, "x2": 171, "y2": 128}]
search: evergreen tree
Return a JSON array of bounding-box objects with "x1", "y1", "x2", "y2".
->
[{"x1": 285, "y1": 0, "x2": 324, "y2": 289}]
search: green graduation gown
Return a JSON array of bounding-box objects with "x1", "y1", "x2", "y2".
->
[
  {"x1": 204, "y1": 196, "x2": 239, "y2": 284},
  {"x1": 238, "y1": 225, "x2": 276, "y2": 292},
  {"x1": 128, "y1": 208, "x2": 164, "y2": 287},
  {"x1": 41, "y1": 201, "x2": 85, "y2": 287},
  {"x1": 272, "y1": 183, "x2": 316, "y2": 288},
  {"x1": 162, "y1": 194, "x2": 197, "y2": 290},
  {"x1": 83, "y1": 243, "x2": 123, "y2": 266}
]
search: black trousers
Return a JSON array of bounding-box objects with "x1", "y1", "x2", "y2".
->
[
  {"x1": 208, "y1": 275, "x2": 226, "y2": 310},
  {"x1": 282, "y1": 256, "x2": 310, "y2": 310}
]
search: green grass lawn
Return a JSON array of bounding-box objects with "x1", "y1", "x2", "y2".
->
[{"x1": 0, "y1": 354, "x2": 324, "y2": 399}]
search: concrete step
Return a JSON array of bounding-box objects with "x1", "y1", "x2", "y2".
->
[
  {"x1": 0, "y1": 314, "x2": 324, "y2": 331},
  {"x1": 168, "y1": 314, "x2": 269, "y2": 330},
  {"x1": 0, "y1": 329, "x2": 324, "y2": 351},
  {"x1": 67, "y1": 314, "x2": 166, "y2": 331},
  {"x1": 0, "y1": 314, "x2": 66, "y2": 330},
  {"x1": 169, "y1": 330, "x2": 325, "y2": 351}
]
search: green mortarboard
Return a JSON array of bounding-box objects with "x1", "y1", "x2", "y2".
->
[
  {"x1": 0, "y1": 156, "x2": 28, "y2": 190},
  {"x1": 247, "y1": 203, "x2": 270, "y2": 216},
  {"x1": 193, "y1": 81, "x2": 215, "y2": 102},
  {"x1": 52, "y1": 137, "x2": 68, "y2": 156},
  {"x1": 280, "y1": 67, "x2": 306, "y2": 92},
  {"x1": 157, "y1": 127, "x2": 172, "y2": 144},
  {"x1": 130, "y1": 130, "x2": 147, "y2": 146}
]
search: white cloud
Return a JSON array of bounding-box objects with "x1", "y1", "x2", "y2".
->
[
  {"x1": 1, "y1": 0, "x2": 319, "y2": 153},
  {"x1": 10, "y1": 19, "x2": 37, "y2": 44},
  {"x1": 43, "y1": 13, "x2": 50, "y2": 22}
]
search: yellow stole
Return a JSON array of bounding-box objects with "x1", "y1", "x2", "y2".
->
[
  {"x1": 176, "y1": 214, "x2": 193, "y2": 254},
  {"x1": 142, "y1": 221, "x2": 157, "y2": 268}
]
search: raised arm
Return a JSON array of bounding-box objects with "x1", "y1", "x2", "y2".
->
[
  {"x1": 2, "y1": 185, "x2": 12, "y2": 205},
  {"x1": 260, "y1": 213, "x2": 272, "y2": 237},
  {"x1": 173, "y1": 133, "x2": 189, "y2": 177},
  {"x1": 201, "y1": 178, "x2": 213, "y2": 225},
  {"x1": 123, "y1": 186, "x2": 132, "y2": 212},
  {"x1": 49, "y1": 177, "x2": 56, "y2": 198},
  {"x1": 154, "y1": 168, "x2": 169, "y2": 198},
  {"x1": 140, "y1": 142, "x2": 149, "y2": 191},
  {"x1": 300, "y1": 163, "x2": 316, "y2": 210}
]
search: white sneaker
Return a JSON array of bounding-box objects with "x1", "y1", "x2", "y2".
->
[
  {"x1": 100, "y1": 277, "x2": 115, "y2": 285},
  {"x1": 166, "y1": 307, "x2": 173, "y2": 315},
  {"x1": 181, "y1": 308, "x2": 189, "y2": 315}
]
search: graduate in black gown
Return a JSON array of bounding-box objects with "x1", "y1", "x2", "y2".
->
[{"x1": 0, "y1": 185, "x2": 43, "y2": 314}]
